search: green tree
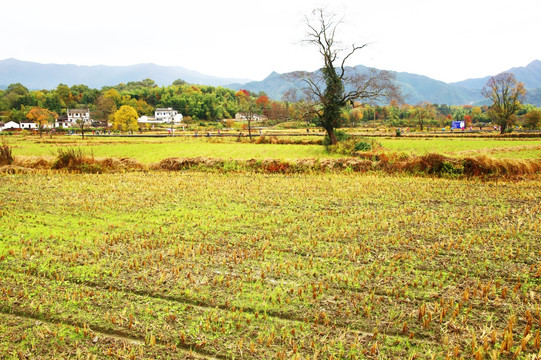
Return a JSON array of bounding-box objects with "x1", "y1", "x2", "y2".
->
[
  {"x1": 112, "y1": 105, "x2": 138, "y2": 132},
  {"x1": 5, "y1": 83, "x2": 29, "y2": 109},
  {"x1": 6, "y1": 83, "x2": 29, "y2": 96},
  {"x1": 43, "y1": 93, "x2": 63, "y2": 114},
  {"x1": 56, "y1": 84, "x2": 74, "y2": 108},
  {"x1": 482, "y1": 73, "x2": 526, "y2": 134},
  {"x1": 298, "y1": 8, "x2": 401, "y2": 144},
  {"x1": 7, "y1": 107, "x2": 28, "y2": 125},
  {"x1": 172, "y1": 79, "x2": 187, "y2": 86}
]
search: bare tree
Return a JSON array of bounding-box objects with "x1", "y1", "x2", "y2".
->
[
  {"x1": 482, "y1": 73, "x2": 526, "y2": 134},
  {"x1": 236, "y1": 90, "x2": 261, "y2": 140},
  {"x1": 76, "y1": 118, "x2": 87, "y2": 139},
  {"x1": 411, "y1": 101, "x2": 435, "y2": 131},
  {"x1": 297, "y1": 8, "x2": 401, "y2": 144}
]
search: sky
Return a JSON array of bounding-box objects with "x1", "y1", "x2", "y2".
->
[{"x1": 2, "y1": 0, "x2": 540, "y2": 83}]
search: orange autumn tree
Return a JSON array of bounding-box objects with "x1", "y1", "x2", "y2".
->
[
  {"x1": 26, "y1": 107, "x2": 58, "y2": 137},
  {"x1": 464, "y1": 115, "x2": 472, "y2": 128},
  {"x1": 255, "y1": 94, "x2": 270, "y2": 109}
]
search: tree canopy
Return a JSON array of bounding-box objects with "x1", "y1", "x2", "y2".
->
[
  {"x1": 112, "y1": 105, "x2": 138, "y2": 132},
  {"x1": 482, "y1": 73, "x2": 526, "y2": 134},
  {"x1": 25, "y1": 107, "x2": 57, "y2": 137},
  {"x1": 298, "y1": 8, "x2": 401, "y2": 144}
]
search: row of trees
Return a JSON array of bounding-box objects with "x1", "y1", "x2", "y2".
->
[
  {"x1": 0, "y1": 81, "x2": 245, "y2": 123},
  {"x1": 345, "y1": 101, "x2": 540, "y2": 130},
  {"x1": 1, "y1": 79, "x2": 539, "y2": 136},
  {"x1": 0, "y1": 80, "x2": 294, "y2": 129}
]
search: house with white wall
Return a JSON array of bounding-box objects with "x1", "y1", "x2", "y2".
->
[
  {"x1": 55, "y1": 115, "x2": 71, "y2": 128},
  {"x1": 138, "y1": 108, "x2": 183, "y2": 124},
  {"x1": 67, "y1": 109, "x2": 91, "y2": 125},
  {"x1": 0, "y1": 121, "x2": 20, "y2": 131},
  {"x1": 235, "y1": 112, "x2": 266, "y2": 121},
  {"x1": 155, "y1": 108, "x2": 182, "y2": 123},
  {"x1": 20, "y1": 122, "x2": 38, "y2": 130}
]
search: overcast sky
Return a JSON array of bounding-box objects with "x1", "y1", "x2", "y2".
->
[{"x1": 2, "y1": 0, "x2": 540, "y2": 83}]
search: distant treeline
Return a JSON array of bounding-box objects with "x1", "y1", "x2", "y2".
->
[{"x1": 0, "y1": 79, "x2": 540, "y2": 129}]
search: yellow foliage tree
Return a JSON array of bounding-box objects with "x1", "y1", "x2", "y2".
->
[
  {"x1": 113, "y1": 105, "x2": 139, "y2": 133},
  {"x1": 104, "y1": 89, "x2": 121, "y2": 107}
]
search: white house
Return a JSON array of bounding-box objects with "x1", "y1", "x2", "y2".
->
[
  {"x1": 235, "y1": 112, "x2": 266, "y2": 121},
  {"x1": 67, "y1": 109, "x2": 91, "y2": 125},
  {"x1": 138, "y1": 109, "x2": 183, "y2": 124},
  {"x1": 155, "y1": 108, "x2": 182, "y2": 123},
  {"x1": 0, "y1": 121, "x2": 20, "y2": 131},
  {"x1": 20, "y1": 122, "x2": 38, "y2": 130},
  {"x1": 54, "y1": 115, "x2": 71, "y2": 128}
]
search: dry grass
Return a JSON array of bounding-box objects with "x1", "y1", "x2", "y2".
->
[
  {"x1": 0, "y1": 141, "x2": 14, "y2": 166},
  {"x1": 13, "y1": 155, "x2": 53, "y2": 169},
  {"x1": 151, "y1": 157, "x2": 225, "y2": 171},
  {"x1": 461, "y1": 155, "x2": 541, "y2": 177},
  {"x1": 96, "y1": 157, "x2": 146, "y2": 171},
  {"x1": 4, "y1": 149, "x2": 540, "y2": 179},
  {"x1": 0, "y1": 165, "x2": 34, "y2": 174}
]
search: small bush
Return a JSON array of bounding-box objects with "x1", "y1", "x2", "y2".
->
[
  {"x1": 0, "y1": 140, "x2": 14, "y2": 166},
  {"x1": 52, "y1": 147, "x2": 105, "y2": 173},
  {"x1": 53, "y1": 147, "x2": 86, "y2": 169},
  {"x1": 353, "y1": 140, "x2": 373, "y2": 152},
  {"x1": 441, "y1": 161, "x2": 464, "y2": 176},
  {"x1": 327, "y1": 137, "x2": 379, "y2": 156}
]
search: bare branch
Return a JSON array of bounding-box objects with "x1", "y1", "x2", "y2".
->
[
  {"x1": 299, "y1": 8, "x2": 402, "y2": 144},
  {"x1": 339, "y1": 43, "x2": 368, "y2": 78}
]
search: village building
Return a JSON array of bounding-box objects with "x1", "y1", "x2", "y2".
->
[
  {"x1": 0, "y1": 121, "x2": 20, "y2": 131},
  {"x1": 54, "y1": 114, "x2": 71, "y2": 128},
  {"x1": 235, "y1": 113, "x2": 267, "y2": 121},
  {"x1": 67, "y1": 109, "x2": 91, "y2": 125},
  {"x1": 138, "y1": 108, "x2": 183, "y2": 124},
  {"x1": 20, "y1": 122, "x2": 38, "y2": 130},
  {"x1": 154, "y1": 108, "x2": 182, "y2": 123}
]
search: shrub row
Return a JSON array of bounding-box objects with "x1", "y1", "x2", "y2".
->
[
  {"x1": 1, "y1": 145, "x2": 540, "y2": 179},
  {"x1": 151, "y1": 154, "x2": 541, "y2": 178}
]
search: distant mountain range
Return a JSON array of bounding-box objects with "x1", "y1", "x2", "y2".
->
[
  {"x1": 228, "y1": 60, "x2": 541, "y2": 106},
  {"x1": 1, "y1": 58, "x2": 540, "y2": 106},
  {"x1": 0, "y1": 58, "x2": 250, "y2": 89}
]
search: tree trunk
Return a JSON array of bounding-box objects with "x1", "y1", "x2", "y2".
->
[
  {"x1": 248, "y1": 119, "x2": 252, "y2": 140},
  {"x1": 500, "y1": 123, "x2": 507, "y2": 134},
  {"x1": 326, "y1": 127, "x2": 337, "y2": 145}
]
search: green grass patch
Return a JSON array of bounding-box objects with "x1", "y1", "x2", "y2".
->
[{"x1": 10, "y1": 136, "x2": 338, "y2": 163}]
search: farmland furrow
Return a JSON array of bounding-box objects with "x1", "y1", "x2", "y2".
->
[
  {"x1": 4, "y1": 266, "x2": 435, "y2": 342},
  {"x1": 0, "y1": 311, "x2": 219, "y2": 360}
]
